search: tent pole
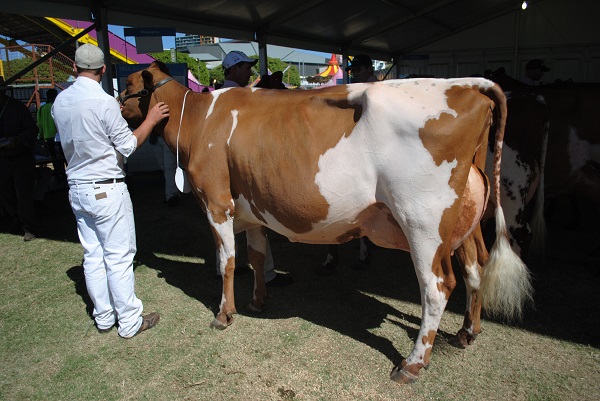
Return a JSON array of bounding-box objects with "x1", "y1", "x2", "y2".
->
[{"x1": 257, "y1": 30, "x2": 268, "y2": 77}]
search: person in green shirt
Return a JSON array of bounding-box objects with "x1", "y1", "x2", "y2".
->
[{"x1": 37, "y1": 89, "x2": 58, "y2": 159}]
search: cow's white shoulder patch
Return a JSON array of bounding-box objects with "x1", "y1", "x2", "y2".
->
[
  {"x1": 228, "y1": 110, "x2": 238, "y2": 146},
  {"x1": 206, "y1": 88, "x2": 232, "y2": 119}
]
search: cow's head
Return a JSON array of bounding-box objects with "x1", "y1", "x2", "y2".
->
[{"x1": 119, "y1": 62, "x2": 170, "y2": 128}]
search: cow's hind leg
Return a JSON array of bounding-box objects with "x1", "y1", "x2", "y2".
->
[
  {"x1": 390, "y1": 248, "x2": 456, "y2": 383},
  {"x1": 453, "y1": 227, "x2": 488, "y2": 348},
  {"x1": 246, "y1": 226, "x2": 268, "y2": 312}
]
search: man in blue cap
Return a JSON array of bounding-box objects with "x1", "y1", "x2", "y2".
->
[{"x1": 217, "y1": 50, "x2": 293, "y2": 287}]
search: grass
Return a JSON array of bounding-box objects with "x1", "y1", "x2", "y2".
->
[{"x1": 1, "y1": 171, "x2": 599, "y2": 400}]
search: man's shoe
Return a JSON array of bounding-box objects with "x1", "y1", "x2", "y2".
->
[
  {"x1": 23, "y1": 231, "x2": 36, "y2": 242},
  {"x1": 266, "y1": 273, "x2": 293, "y2": 287},
  {"x1": 134, "y1": 312, "x2": 160, "y2": 336},
  {"x1": 97, "y1": 324, "x2": 114, "y2": 334}
]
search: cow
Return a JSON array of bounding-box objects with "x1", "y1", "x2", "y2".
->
[
  {"x1": 491, "y1": 69, "x2": 600, "y2": 248},
  {"x1": 484, "y1": 88, "x2": 549, "y2": 258},
  {"x1": 537, "y1": 84, "x2": 600, "y2": 217},
  {"x1": 120, "y1": 63, "x2": 532, "y2": 383}
]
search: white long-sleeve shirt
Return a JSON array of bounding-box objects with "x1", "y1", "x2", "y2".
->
[{"x1": 52, "y1": 76, "x2": 137, "y2": 183}]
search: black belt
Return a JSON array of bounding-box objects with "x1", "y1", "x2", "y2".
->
[{"x1": 96, "y1": 178, "x2": 125, "y2": 184}]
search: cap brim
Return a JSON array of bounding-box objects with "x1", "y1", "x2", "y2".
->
[{"x1": 75, "y1": 63, "x2": 104, "y2": 69}]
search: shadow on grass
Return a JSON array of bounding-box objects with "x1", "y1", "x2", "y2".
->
[
  {"x1": 66, "y1": 265, "x2": 94, "y2": 320},
  {"x1": 60, "y1": 172, "x2": 600, "y2": 358}
]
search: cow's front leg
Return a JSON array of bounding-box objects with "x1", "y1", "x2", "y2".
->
[
  {"x1": 454, "y1": 229, "x2": 487, "y2": 348},
  {"x1": 206, "y1": 204, "x2": 237, "y2": 330},
  {"x1": 246, "y1": 226, "x2": 267, "y2": 312}
]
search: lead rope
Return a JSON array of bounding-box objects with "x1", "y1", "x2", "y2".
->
[
  {"x1": 176, "y1": 89, "x2": 191, "y2": 166},
  {"x1": 175, "y1": 90, "x2": 192, "y2": 193}
]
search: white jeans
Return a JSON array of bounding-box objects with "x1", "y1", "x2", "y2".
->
[{"x1": 69, "y1": 181, "x2": 143, "y2": 338}]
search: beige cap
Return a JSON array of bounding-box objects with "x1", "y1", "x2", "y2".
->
[{"x1": 75, "y1": 44, "x2": 105, "y2": 69}]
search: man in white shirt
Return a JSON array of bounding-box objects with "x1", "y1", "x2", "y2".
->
[
  {"x1": 52, "y1": 44, "x2": 170, "y2": 338},
  {"x1": 218, "y1": 50, "x2": 293, "y2": 287}
]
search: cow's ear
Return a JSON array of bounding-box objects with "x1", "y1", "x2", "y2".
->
[{"x1": 141, "y1": 70, "x2": 154, "y2": 90}]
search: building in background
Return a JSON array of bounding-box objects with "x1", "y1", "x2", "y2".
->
[
  {"x1": 186, "y1": 40, "x2": 331, "y2": 87},
  {"x1": 175, "y1": 35, "x2": 216, "y2": 52}
]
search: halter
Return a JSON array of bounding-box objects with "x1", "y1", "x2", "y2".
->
[{"x1": 118, "y1": 77, "x2": 174, "y2": 105}]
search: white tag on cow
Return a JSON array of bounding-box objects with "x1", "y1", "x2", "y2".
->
[{"x1": 175, "y1": 167, "x2": 192, "y2": 193}]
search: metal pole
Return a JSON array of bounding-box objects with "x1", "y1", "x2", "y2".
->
[
  {"x1": 257, "y1": 30, "x2": 268, "y2": 77},
  {"x1": 95, "y1": 6, "x2": 114, "y2": 95}
]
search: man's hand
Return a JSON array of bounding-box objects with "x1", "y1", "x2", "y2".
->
[
  {"x1": 146, "y1": 101, "x2": 170, "y2": 126},
  {"x1": 132, "y1": 101, "x2": 170, "y2": 147}
]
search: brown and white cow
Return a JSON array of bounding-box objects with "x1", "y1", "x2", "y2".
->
[{"x1": 121, "y1": 63, "x2": 532, "y2": 383}]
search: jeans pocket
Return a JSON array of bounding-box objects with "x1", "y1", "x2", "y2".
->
[{"x1": 87, "y1": 186, "x2": 121, "y2": 218}]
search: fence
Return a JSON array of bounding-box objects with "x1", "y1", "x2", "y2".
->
[{"x1": 0, "y1": 44, "x2": 75, "y2": 110}]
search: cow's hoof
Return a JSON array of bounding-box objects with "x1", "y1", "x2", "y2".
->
[
  {"x1": 390, "y1": 364, "x2": 419, "y2": 384},
  {"x1": 210, "y1": 312, "x2": 235, "y2": 330},
  {"x1": 452, "y1": 328, "x2": 477, "y2": 348},
  {"x1": 453, "y1": 329, "x2": 471, "y2": 348},
  {"x1": 247, "y1": 300, "x2": 265, "y2": 313}
]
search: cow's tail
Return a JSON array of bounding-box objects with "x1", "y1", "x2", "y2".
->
[
  {"x1": 480, "y1": 82, "x2": 534, "y2": 320},
  {"x1": 528, "y1": 105, "x2": 549, "y2": 258}
]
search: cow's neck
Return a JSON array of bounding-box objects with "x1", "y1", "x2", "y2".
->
[{"x1": 151, "y1": 82, "x2": 207, "y2": 170}]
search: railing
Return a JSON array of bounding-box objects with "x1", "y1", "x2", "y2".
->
[{"x1": 0, "y1": 44, "x2": 75, "y2": 110}]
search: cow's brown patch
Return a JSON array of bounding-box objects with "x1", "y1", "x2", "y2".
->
[
  {"x1": 421, "y1": 329, "x2": 439, "y2": 367},
  {"x1": 220, "y1": 87, "x2": 362, "y2": 233},
  {"x1": 419, "y1": 86, "x2": 494, "y2": 279}
]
